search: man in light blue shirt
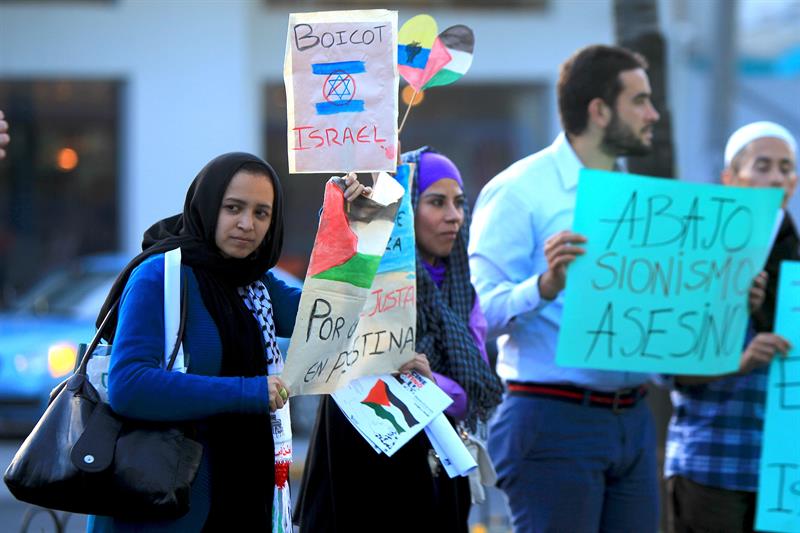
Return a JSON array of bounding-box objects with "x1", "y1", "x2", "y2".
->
[{"x1": 470, "y1": 45, "x2": 661, "y2": 532}]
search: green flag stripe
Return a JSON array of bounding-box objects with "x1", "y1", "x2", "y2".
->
[
  {"x1": 423, "y1": 68, "x2": 463, "y2": 90},
  {"x1": 362, "y1": 402, "x2": 405, "y2": 433},
  {"x1": 312, "y1": 252, "x2": 382, "y2": 288}
]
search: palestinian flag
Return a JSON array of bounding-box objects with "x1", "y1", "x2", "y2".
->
[
  {"x1": 423, "y1": 25, "x2": 475, "y2": 90},
  {"x1": 361, "y1": 378, "x2": 419, "y2": 433},
  {"x1": 307, "y1": 177, "x2": 401, "y2": 289}
]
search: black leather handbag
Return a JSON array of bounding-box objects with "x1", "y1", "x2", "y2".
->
[{"x1": 3, "y1": 281, "x2": 203, "y2": 520}]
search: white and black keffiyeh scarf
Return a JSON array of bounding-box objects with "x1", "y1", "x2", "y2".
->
[
  {"x1": 239, "y1": 280, "x2": 283, "y2": 368},
  {"x1": 404, "y1": 147, "x2": 504, "y2": 431},
  {"x1": 238, "y1": 280, "x2": 292, "y2": 533}
]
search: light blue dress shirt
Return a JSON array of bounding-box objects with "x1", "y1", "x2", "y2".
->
[{"x1": 469, "y1": 133, "x2": 649, "y2": 391}]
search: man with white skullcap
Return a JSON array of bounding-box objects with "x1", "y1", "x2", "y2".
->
[
  {"x1": 722, "y1": 121, "x2": 798, "y2": 203},
  {"x1": 665, "y1": 121, "x2": 799, "y2": 533}
]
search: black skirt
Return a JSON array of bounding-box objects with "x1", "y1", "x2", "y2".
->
[{"x1": 294, "y1": 396, "x2": 470, "y2": 533}]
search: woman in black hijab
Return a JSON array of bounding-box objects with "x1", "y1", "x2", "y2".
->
[{"x1": 88, "y1": 153, "x2": 369, "y2": 532}]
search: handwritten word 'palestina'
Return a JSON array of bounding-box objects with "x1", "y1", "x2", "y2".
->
[
  {"x1": 365, "y1": 286, "x2": 415, "y2": 317},
  {"x1": 593, "y1": 254, "x2": 754, "y2": 300},
  {"x1": 292, "y1": 125, "x2": 387, "y2": 151},
  {"x1": 584, "y1": 301, "x2": 748, "y2": 361},
  {"x1": 602, "y1": 193, "x2": 754, "y2": 252},
  {"x1": 303, "y1": 326, "x2": 415, "y2": 384},
  {"x1": 293, "y1": 24, "x2": 388, "y2": 52}
]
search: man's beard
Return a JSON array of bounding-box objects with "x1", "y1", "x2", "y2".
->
[{"x1": 601, "y1": 112, "x2": 653, "y2": 157}]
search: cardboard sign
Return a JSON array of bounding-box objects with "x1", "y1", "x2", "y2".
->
[
  {"x1": 557, "y1": 170, "x2": 782, "y2": 375},
  {"x1": 284, "y1": 9, "x2": 398, "y2": 173},
  {"x1": 756, "y1": 260, "x2": 800, "y2": 532},
  {"x1": 282, "y1": 167, "x2": 415, "y2": 394}
]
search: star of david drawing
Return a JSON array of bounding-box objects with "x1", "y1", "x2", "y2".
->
[{"x1": 322, "y1": 70, "x2": 356, "y2": 106}]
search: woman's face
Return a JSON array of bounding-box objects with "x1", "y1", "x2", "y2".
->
[
  {"x1": 415, "y1": 178, "x2": 465, "y2": 264},
  {"x1": 215, "y1": 170, "x2": 275, "y2": 259}
]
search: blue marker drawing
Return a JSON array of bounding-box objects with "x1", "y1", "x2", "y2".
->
[
  {"x1": 312, "y1": 61, "x2": 366, "y2": 75},
  {"x1": 312, "y1": 61, "x2": 366, "y2": 115}
]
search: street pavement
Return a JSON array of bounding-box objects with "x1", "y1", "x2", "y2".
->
[{"x1": 0, "y1": 436, "x2": 511, "y2": 533}]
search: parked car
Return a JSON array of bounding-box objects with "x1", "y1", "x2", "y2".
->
[
  {"x1": 0, "y1": 253, "x2": 306, "y2": 436},
  {"x1": 0, "y1": 254, "x2": 129, "y2": 435}
]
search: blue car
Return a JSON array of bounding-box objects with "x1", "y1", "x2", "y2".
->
[
  {"x1": 0, "y1": 253, "x2": 303, "y2": 435},
  {"x1": 0, "y1": 254, "x2": 130, "y2": 434}
]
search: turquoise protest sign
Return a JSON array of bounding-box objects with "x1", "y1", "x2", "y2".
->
[
  {"x1": 756, "y1": 260, "x2": 800, "y2": 532},
  {"x1": 376, "y1": 163, "x2": 415, "y2": 274},
  {"x1": 556, "y1": 169, "x2": 782, "y2": 375}
]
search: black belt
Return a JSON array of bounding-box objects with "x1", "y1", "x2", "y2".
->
[{"x1": 507, "y1": 381, "x2": 648, "y2": 412}]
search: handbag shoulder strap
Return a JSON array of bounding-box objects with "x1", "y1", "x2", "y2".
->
[
  {"x1": 164, "y1": 248, "x2": 187, "y2": 372},
  {"x1": 166, "y1": 274, "x2": 188, "y2": 371},
  {"x1": 75, "y1": 250, "x2": 189, "y2": 376},
  {"x1": 76, "y1": 304, "x2": 117, "y2": 375}
]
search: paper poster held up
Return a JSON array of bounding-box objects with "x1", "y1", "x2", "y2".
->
[
  {"x1": 756, "y1": 260, "x2": 800, "y2": 533},
  {"x1": 332, "y1": 371, "x2": 452, "y2": 457},
  {"x1": 281, "y1": 168, "x2": 415, "y2": 395},
  {"x1": 556, "y1": 170, "x2": 782, "y2": 375},
  {"x1": 284, "y1": 10, "x2": 398, "y2": 174}
]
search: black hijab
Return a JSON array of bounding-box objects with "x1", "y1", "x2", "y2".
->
[{"x1": 97, "y1": 152, "x2": 284, "y2": 529}]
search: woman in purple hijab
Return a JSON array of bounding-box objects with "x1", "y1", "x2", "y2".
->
[{"x1": 295, "y1": 148, "x2": 502, "y2": 533}]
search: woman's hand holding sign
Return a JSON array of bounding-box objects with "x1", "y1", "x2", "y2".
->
[
  {"x1": 398, "y1": 352, "x2": 434, "y2": 381},
  {"x1": 539, "y1": 231, "x2": 587, "y2": 301},
  {"x1": 342, "y1": 172, "x2": 373, "y2": 201},
  {"x1": 0, "y1": 110, "x2": 9, "y2": 160},
  {"x1": 268, "y1": 376, "x2": 290, "y2": 412}
]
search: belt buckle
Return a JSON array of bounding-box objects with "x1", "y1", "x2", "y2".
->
[{"x1": 611, "y1": 389, "x2": 626, "y2": 413}]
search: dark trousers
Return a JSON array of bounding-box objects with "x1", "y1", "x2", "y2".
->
[
  {"x1": 667, "y1": 475, "x2": 759, "y2": 533},
  {"x1": 488, "y1": 394, "x2": 658, "y2": 533}
]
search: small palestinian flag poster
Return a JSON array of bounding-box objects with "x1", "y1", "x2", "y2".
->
[
  {"x1": 284, "y1": 9, "x2": 399, "y2": 173},
  {"x1": 282, "y1": 171, "x2": 413, "y2": 395},
  {"x1": 333, "y1": 371, "x2": 452, "y2": 456}
]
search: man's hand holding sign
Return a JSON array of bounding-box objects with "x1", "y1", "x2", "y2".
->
[{"x1": 540, "y1": 231, "x2": 587, "y2": 301}]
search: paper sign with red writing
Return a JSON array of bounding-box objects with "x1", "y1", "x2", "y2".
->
[{"x1": 284, "y1": 9, "x2": 398, "y2": 173}]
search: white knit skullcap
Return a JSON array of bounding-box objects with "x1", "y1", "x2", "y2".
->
[{"x1": 724, "y1": 121, "x2": 797, "y2": 166}]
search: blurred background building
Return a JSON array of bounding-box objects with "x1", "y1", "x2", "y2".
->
[
  {"x1": 1, "y1": 0, "x2": 799, "y2": 295},
  {"x1": 1, "y1": 1, "x2": 799, "y2": 530}
]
